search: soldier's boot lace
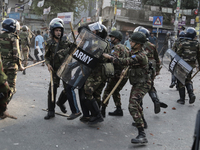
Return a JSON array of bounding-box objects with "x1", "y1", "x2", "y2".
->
[
  {"x1": 108, "y1": 106, "x2": 123, "y2": 116},
  {"x1": 186, "y1": 83, "x2": 196, "y2": 104},
  {"x1": 177, "y1": 87, "x2": 185, "y2": 105},
  {"x1": 132, "y1": 116, "x2": 148, "y2": 129},
  {"x1": 44, "y1": 111, "x2": 55, "y2": 120},
  {"x1": 149, "y1": 91, "x2": 160, "y2": 114},
  {"x1": 131, "y1": 127, "x2": 148, "y2": 144}
]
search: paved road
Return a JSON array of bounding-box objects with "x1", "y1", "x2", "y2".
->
[{"x1": 0, "y1": 58, "x2": 200, "y2": 150}]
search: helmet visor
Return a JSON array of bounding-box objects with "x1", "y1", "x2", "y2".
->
[{"x1": 88, "y1": 22, "x2": 102, "y2": 32}]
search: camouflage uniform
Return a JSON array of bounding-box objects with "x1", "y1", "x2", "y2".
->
[
  {"x1": 0, "y1": 32, "x2": 22, "y2": 102},
  {"x1": 44, "y1": 39, "x2": 72, "y2": 113},
  {"x1": 0, "y1": 53, "x2": 11, "y2": 114},
  {"x1": 114, "y1": 48, "x2": 151, "y2": 128},
  {"x1": 19, "y1": 31, "x2": 30, "y2": 67},
  {"x1": 102, "y1": 43, "x2": 128, "y2": 107},
  {"x1": 177, "y1": 39, "x2": 200, "y2": 88}
]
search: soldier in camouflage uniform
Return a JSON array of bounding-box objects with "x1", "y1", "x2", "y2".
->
[
  {"x1": 101, "y1": 30, "x2": 128, "y2": 117},
  {"x1": 0, "y1": 18, "x2": 24, "y2": 103},
  {"x1": 103, "y1": 31, "x2": 151, "y2": 144},
  {"x1": 19, "y1": 25, "x2": 31, "y2": 75},
  {"x1": 44, "y1": 18, "x2": 73, "y2": 119},
  {"x1": 169, "y1": 31, "x2": 185, "y2": 89},
  {"x1": 176, "y1": 27, "x2": 200, "y2": 105},
  {"x1": 0, "y1": 53, "x2": 11, "y2": 118},
  {"x1": 83, "y1": 22, "x2": 111, "y2": 124}
]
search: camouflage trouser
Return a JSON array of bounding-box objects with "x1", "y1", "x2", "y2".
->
[
  {"x1": 22, "y1": 45, "x2": 29, "y2": 67},
  {"x1": 84, "y1": 70, "x2": 106, "y2": 104},
  {"x1": 3, "y1": 63, "x2": 18, "y2": 103},
  {"x1": 129, "y1": 81, "x2": 151, "y2": 128},
  {"x1": 178, "y1": 71, "x2": 192, "y2": 89},
  {"x1": 0, "y1": 81, "x2": 11, "y2": 113},
  {"x1": 102, "y1": 76, "x2": 128, "y2": 107}
]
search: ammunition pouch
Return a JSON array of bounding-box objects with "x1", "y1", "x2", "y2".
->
[
  {"x1": 128, "y1": 68, "x2": 147, "y2": 85},
  {"x1": 102, "y1": 63, "x2": 114, "y2": 78}
]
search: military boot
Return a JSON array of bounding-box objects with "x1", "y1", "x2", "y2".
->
[
  {"x1": 108, "y1": 106, "x2": 123, "y2": 116},
  {"x1": 101, "y1": 104, "x2": 106, "y2": 118},
  {"x1": 131, "y1": 127, "x2": 148, "y2": 144},
  {"x1": 186, "y1": 83, "x2": 196, "y2": 104},
  {"x1": 149, "y1": 91, "x2": 160, "y2": 114},
  {"x1": 132, "y1": 116, "x2": 148, "y2": 129},
  {"x1": 177, "y1": 87, "x2": 185, "y2": 105},
  {"x1": 87, "y1": 99, "x2": 104, "y2": 125},
  {"x1": 44, "y1": 111, "x2": 55, "y2": 120},
  {"x1": 56, "y1": 90, "x2": 67, "y2": 113}
]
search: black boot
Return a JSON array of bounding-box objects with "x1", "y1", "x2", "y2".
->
[
  {"x1": 160, "y1": 102, "x2": 168, "y2": 108},
  {"x1": 108, "y1": 106, "x2": 123, "y2": 116},
  {"x1": 44, "y1": 111, "x2": 55, "y2": 120},
  {"x1": 177, "y1": 87, "x2": 185, "y2": 105},
  {"x1": 131, "y1": 127, "x2": 148, "y2": 144},
  {"x1": 169, "y1": 75, "x2": 176, "y2": 88},
  {"x1": 132, "y1": 116, "x2": 148, "y2": 129},
  {"x1": 87, "y1": 99, "x2": 104, "y2": 125},
  {"x1": 101, "y1": 104, "x2": 106, "y2": 118},
  {"x1": 186, "y1": 83, "x2": 196, "y2": 104},
  {"x1": 44, "y1": 84, "x2": 57, "y2": 120},
  {"x1": 23, "y1": 69, "x2": 26, "y2": 75},
  {"x1": 56, "y1": 90, "x2": 67, "y2": 113},
  {"x1": 149, "y1": 91, "x2": 160, "y2": 114}
]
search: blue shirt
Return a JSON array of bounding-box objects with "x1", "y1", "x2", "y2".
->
[
  {"x1": 149, "y1": 36, "x2": 157, "y2": 45},
  {"x1": 124, "y1": 40, "x2": 131, "y2": 51},
  {"x1": 35, "y1": 35, "x2": 44, "y2": 49}
]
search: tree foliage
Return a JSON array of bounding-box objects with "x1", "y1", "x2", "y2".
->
[
  {"x1": 31, "y1": 0, "x2": 91, "y2": 18},
  {"x1": 142, "y1": 0, "x2": 198, "y2": 9}
]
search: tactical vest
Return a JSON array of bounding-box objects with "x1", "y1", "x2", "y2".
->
[
  {"x1": 19, "y1": 32, "x2": 28, "y2": 46},
  {"x1": 0, "y1": 33, "x2": 19, "y2": 64},
  {"x1": 181, "y1": 40, "x2": 198, "y2": 63},
  {"x1": 144, "y1": 42, "x2": 156, "y2": 72},
  {"x1": 128, "y1": 50, "x2": 150, "y2": 85}
]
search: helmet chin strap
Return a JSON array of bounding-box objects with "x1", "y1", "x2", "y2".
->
[
  {"x1": 131, "y1": 43, "x2": 138, "y2": 50},
  {"x1": 111, "y1": 38, "x2": 117, "y2": 44}
]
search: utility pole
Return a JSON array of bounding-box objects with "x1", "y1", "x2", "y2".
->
[
  {"x1": 2, "y1": 0, "x2": 5, "y2": 21},
  {"x1": 174, "y1": 0, "x2": 181, "y2": 40}
]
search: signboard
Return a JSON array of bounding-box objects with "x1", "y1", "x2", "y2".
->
[
  {"x1": 149, "y1": 16, "x2": 153, "y2": 21},
  {"x1": 8, "y1": 13, "x2": 20, "y2": 20},
  {"x1": 153, "y1": 16, "x2": 163, "y2": 27},
  {"x1": 191, "y1": 19, "x2": 195, "y2": 24},
  {"x1": 57, "y1": 12, "x2": 73, "y2": 24},
  {"x1": 116, "y1": 9, "x2": 121, "y2": 16}
]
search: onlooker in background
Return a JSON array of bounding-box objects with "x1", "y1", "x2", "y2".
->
[
  {"x1": 124, "y1": 37, "x2": 131, "y2": 51},
  {"x1": 34, "y1": 30, "x2": 45, "y2": 66},
  {"x1": 125, "y1": 32, "x2": 129, "y2": 41},
  {"x1": 149, "y1": 33, "x2": 157, "y2": 46},
  {"x1": 43, "y1": 30, "x2": 49, "y2": 43}
]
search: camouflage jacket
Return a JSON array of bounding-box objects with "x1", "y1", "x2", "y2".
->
[
  {"x1": 0, "y1": 32, "x2": 22, "y2": 67},
  {"x1": 143, "y1": 41, "x2": 161, "y2": 74},
  {"x1": 114, "y1": 48, "x2": 151, "y2": 85},
  {"x1": 111, "y1": 43, "x2": 128, "y2": 74},
  {"x1": 19, "y1": 31, "x2": 30, "y2": 46},
  {"x1": 44, "y1": 38, "x2": 72, "y2": 71},
  {"x1": 177, "y1": 39, "x2": 200, "y2": 68}
]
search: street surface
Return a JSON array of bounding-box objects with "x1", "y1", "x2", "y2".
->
[{"x1": 0, "y1": 56, "x2": 200, "y2": 150}]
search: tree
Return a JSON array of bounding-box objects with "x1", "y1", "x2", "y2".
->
[{"x1": 31, "y1": 0, "x2": 92, "y2": 19}]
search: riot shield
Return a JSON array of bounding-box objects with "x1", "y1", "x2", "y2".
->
[
  {"x1": 57, "y1": 28, "x2": 108, "y2": 89},
  {"x1": 162, "y1": 49, "x2": 193, "y2": 85}
]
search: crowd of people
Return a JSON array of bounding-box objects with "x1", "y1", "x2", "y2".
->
[{"x1": 0, "y1": 17, "x2": 199, "y2": 145}]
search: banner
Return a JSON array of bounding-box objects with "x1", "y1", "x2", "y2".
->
[
  {"x1": 57, "y1": 12, "x2": 73, "y2": 24},
  {"x1": 37, "y1": 0, "x2": 44, "y2": 7},
  {"x1": 43, "y1": 6, "x2": 51, "y2": 14},
  {"x1": 28, "y1": 0, "x2": 32, "y2": 6}
]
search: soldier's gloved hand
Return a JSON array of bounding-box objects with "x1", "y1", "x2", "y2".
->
[
  {"x1": 47, "y1": 64, "x2": 54, "y2": 72},
  {"x1": 112, "y1": 57, "x2": 121, "y2": 64}
]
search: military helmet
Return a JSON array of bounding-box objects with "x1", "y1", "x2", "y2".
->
[
  {"x1": 109, "y1": 30, "x2": 123, "y2": 41},
  {"x1": 130, "y1": 31, "x2": 147, "y2": 44},
  {"x1": 2, "y1": 18, "x2": 17, "y2": 33},
  {"x1": 78, "y1": 22, "x2": 107, "y2": 39},
  {"x1": 49, "y1": 18, "x2": 64, "y2": 39},
  {"x1": 134, "y1": 26, "x2": 150, "y2": 40},
  {"x1": 179, "y1": 31, "x2": 185, "y2": 39},
  {"x1": 22, "y1": 25, "x2": 28, "y2": 31},
  {"x1": 185, "y1": 27, "x2": 196, "y2": 39}
]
